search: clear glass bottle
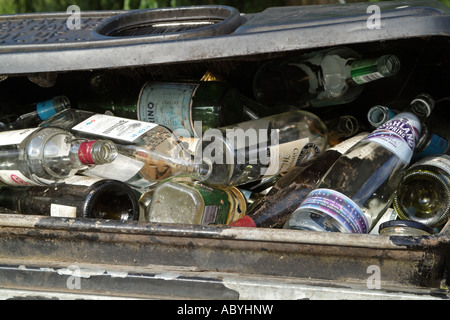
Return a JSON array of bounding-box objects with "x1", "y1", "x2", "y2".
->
[
  {"x1": 393, "y1": 155, "x2": 450, "y2": 228},
  {"x1": 230, "y1": 133, "x2": 367, "y2": 228},
  {"x1": 0, "y1": 175, "x2": 139, "y2": 221},
  {"x1": 284, "y1": 98, "x2": 432, "y2": 234},
  {"x1": 0, "y1": 96, "x2": 71, "y2": 131},
  {"x1": 139, "y1": 178, "x2": 247, "y2": 225},
  {"x1": 195, "y1": 109, "x2": 328, "y2": 186},
  {"x1": 40, "y1": 109, "x2": 210, "y2": 189},
  {"x1": 253, "y1": 46, "x2": 400, "y2": 108},
  {"x1": 367, "y1": 95, "x2": 449, "y2": 160},
  {"x1": 9, "y1": 96, "x2": 71, "y2": 130},
  {"x1": 0, "y1": 127, "x2": 118, "y2": 186}
]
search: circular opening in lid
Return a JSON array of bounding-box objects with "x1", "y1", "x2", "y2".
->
[{"x1": 94, "y1": 5, "x2": 241, "y2": 40}]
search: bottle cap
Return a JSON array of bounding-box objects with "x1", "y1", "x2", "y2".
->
[
  {"x1": 379, "y1": 220, "x2": 434, "y2": 236},
  {"x1": 229, "y1": 215, "x2": 257, "y2": 228}
]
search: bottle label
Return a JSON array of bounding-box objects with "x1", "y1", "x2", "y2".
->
[
  {"x1": 351, "y1": 58, "x2": 385, "y2": 84},
  {"x1": 184, "y1": 181, "x2": 236, "y2": 225},
  {"x1": 0, "y1": 128, "x2": 38, "y2": 146},
  {"x1": 137, "y1": 82, "x2": 198, "y2": 137},
  {"x1": 329, "y1": 132, "x2": 368, "y2": 154},
  {"x1": 0, "y1": 170, "x2": 38, "y2": 186},
  {"x1": 78, "y1": 141, "x2": 97, "y2": 165},
  {"x1": 84, "y1": 153, "x2": 145, "y2": 182},
  {"x1": 72, "y1": 114, "x2": 158, "y2": 143},
  {"x1": 364, "y1": 113, "x2": 420, "y2": 163},
  {"x1": 50, "y1": 204, "x2": 77, "y2": 218},
  {"x1": 36, "y1": 99, "x2": 58, "y2": 121},
  {"x1": 299, "y1": 188, "x2": 369, "y2": 234}
]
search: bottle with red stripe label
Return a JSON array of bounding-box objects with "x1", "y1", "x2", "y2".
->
[{"x1": 0, "y1": 127, "x2": 117, "y2": 186}]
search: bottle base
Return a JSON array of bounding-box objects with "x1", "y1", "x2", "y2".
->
[{"x1": 284, "y1": 209, "x2": 350, "y2": 233}]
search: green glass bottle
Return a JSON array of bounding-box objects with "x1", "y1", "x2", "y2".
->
[{"x1": 76, "y1": 73, "x2": 245, "y2": 137}]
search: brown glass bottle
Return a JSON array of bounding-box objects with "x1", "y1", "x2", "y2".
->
[
  {"x1": 230, "y1": 133, "x2": 367, "y2": 228},
  {"x1": 0, "y1": 176, "x2": 139, "y2": 221}
]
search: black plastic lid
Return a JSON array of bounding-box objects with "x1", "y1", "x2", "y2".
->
[{"x1": 379, "y1": 220, "x2": 435, "y2": 235}]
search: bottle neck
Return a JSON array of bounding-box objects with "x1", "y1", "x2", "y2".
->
[
  {"x1": 350, "y1": 54, "x2": 400, "y2": 85},
  {"x1": 76, "y1": 140, "x2": 118, "y2": 165}
]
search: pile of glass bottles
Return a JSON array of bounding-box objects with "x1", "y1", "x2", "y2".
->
[{"x1": 0, "y1": 45, "x2": 448, "y2": 235}]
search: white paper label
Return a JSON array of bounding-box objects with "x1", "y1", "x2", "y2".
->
[
  {"x1": 50, "y1": 204, "x2": 77, "y2": 218},
  {"x1": 0, "y1": 170, "x2": 38, "y2": 186},
  {"x1": 72, "y1": 114, "x2": 158, "y2": 143},
  {"x1": 62, "y1": 175, "x2": 103, "y2": 186},
  {"x1": 83, "y1": 153, "x2": 145, "y2": 182},
  {"x1": 0, "y1": 128, "x2": 38, "y2": 146}
]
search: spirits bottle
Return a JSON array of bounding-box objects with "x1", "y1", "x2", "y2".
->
[
  {"x1": 195, "y1": 109, "x2": 329, "y2": 186},
  {"x1": 0, "y1": 176, "x2": 139, "y2": 221},
  {"x1": 253, "y1": 46, "x2": 400, "y2": 108},
  {"x1": 284, "y1": 97, "x2": 433, "y2": 233},
  {"x1": 139, "y1": 178, "x2": 247, "y2": 225},
  {"x1": 230, "y1": 133, "x2": 367, "y2": 228},
  {"x1": 0, "y1": 96, "x2": 71, "y2": 130},
  {"x1": 0, "y1": 127, "x2": 118, "y2": 187},
  {"x1": 40, "y1": 108, "x2": 211, "y2": 189},
  {"x1": 76, "y1": 73, "x2": 245, "y2": 137},
  {"x1": 367, "y1": 95, "x2": 449, "y2": 159},
  {"x1": 393, "y1": 155, "x2": 450, "y2": 228}
]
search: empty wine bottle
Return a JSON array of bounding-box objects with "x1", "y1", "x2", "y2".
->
[
  {"x1": 393, "y1": 155, "x2": 449, "y2": 228},
  {"x1": 0, "y1": 176, "x2": 139, "y2": 221},
  {"x1": 40, "y1": 108, "x2": 210, "y2": 189},
  {"x1": 230, "y1": 133, "x2": 367, "y2": 228},
  {"x1": 139, "y1": 178, "x2": 247, "y2": 225},
  {"x1": 76, "y1": 73, "x2": 244, "y2": 137},
  {"x1": 195, "y1": 109, "x2": 329, "y2": 186},
  {"x1": 253, "y1": 46, "x2": 400, "y2": 108},
  {"x1": 284, "y1": 96, "x2": 433, "y2": 233},
  {"x1": 0, "y1": 126, "x2": 117, "y2": 186}
]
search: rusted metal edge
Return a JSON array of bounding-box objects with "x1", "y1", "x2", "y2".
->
[{"x1": 0, "y1": 213, "x2": 448, "y2": 250}]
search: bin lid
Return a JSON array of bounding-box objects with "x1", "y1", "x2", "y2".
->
[{"x1": 0, "y1": 0, "x2": 449, "y2": 74}]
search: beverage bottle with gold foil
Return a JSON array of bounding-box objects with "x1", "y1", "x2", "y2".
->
[
  {"x1": 393, "y1": 155, "x2": 450, "y2": 228},
  {"x1": 76, "y1": 73, "x2": 244, "y2": 137},
  {"x1": 0, "y1": 126, "x2": 117, "y2": 187},
  {"x1": 0, "y1": 176, "x2": 139, "y2": 221},
  {"x1": 39, "y1": 108, "x2": 211, "y2": 190},
  {"x1": 195, "y1": 109, "x2": 328, "y2": 186},
  {"x1": 284, "y1": 97, "x2": 433, "y2": 234},
  {"x1": 253, "y1": 46, "x2": 400, "y2": 108},
  {"x1": 230, "y1": 133, "x2": 367, "y2": 228},
  {"x1": 139, "y1": 178, "x2": 247, "y2": 225}
]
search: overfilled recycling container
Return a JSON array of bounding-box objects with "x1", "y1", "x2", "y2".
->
[{"x1": 0, "y1": 0, "x2": 449, "y2": 300}]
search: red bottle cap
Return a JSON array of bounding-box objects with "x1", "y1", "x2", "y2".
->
[
  {"x1": 78, "y1": 141, "x2": 97, "y2": 165},
  {"x1": 230, "y1": 215, "x2": 257, "y2": 228}
]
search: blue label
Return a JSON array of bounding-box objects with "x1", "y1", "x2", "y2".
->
[
  {"x1": 414, "y1": 133, "x2": 449, "y2": 160},
  {"x1": 36, "y1": 99, "x2": 58, "y2": 120}
]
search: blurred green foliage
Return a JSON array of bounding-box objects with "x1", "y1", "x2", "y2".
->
[{"x1": 0, "y1": 0, "x2": 449, "y2": 14}]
